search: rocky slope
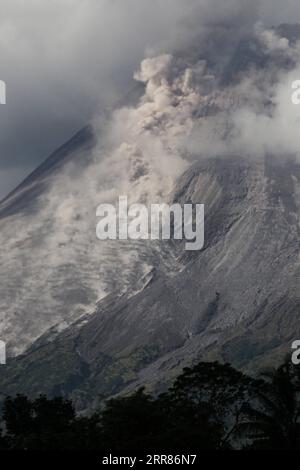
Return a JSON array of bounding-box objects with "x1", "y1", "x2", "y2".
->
[{"x1": 0, "y1": 154, "x2": 299, "y2": 411}]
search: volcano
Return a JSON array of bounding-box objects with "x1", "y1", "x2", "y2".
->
[{"x1": 0, "y1": 25, "x2": 299, "y2": 411}]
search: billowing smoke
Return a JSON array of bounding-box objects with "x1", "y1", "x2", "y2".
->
[
  {"x1": 0, "y1": 52, "x2": 210, "y2": 353},
  {"x1": 178, "y1": 25, "x2": 300, "y2": 160},
  {"x1": 1, "y1": 0, "x2": 300, "y2": 198},
  {"x1": 0, "y1": 0, "x2": 258, "y2": 198}
]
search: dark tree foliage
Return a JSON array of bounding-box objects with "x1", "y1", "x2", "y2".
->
[
  {"x1": 2, "y1": 395, "x2": 76, "y2": 450},
  {"x1": 165, "y1": 361, "x2": 263, "y2": 444},
  {"x1": 237, "y1": 361, "x2": 300, "y2": 449},
  {"x1": 0, "y1": 360, "x2": 299, "y2": 451},
  {"x1": 100, "y1": 386, "x2": 224, "y2": 451}
]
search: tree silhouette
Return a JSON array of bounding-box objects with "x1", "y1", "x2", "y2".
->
[
  {"x1": 165, "y1": 361, "x2": 262, "y2": 447},
  {"x1": 3, "y1": 394, "x2": 77, "y2": 450},
  {"x1": 100, "y1": 385, "x2": 225, "y2": 450},
  {"x1": 237, "y1": 361, "x2": 300, "y2": 449},
  {"x1": 1, "y1": 359, "x2": 299, "y2": 451}
]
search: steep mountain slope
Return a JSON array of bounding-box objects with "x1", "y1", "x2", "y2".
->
[
  {"x1": 0, "y1": 95, "x2": 184, "y2": 356},
  {"x1": 1, "y1": 22, "x2": 298, "y2": 356},
  {"x1": 0, "y1": 155, "x2": 298, "y2": 410},
  {"x1": 0, "y1": 127, "x2": 97, "y2": 353},
  {"x1": 0, "y1": 127, "x2": 95, "y2": 218}
]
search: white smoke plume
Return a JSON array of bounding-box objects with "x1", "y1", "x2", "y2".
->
[
  {"x1": 2, "y1": 0, "x2": 300, "y2": 198},
  {"x1": 0, "y1": 51, "x2": 215, "y2": 353}
]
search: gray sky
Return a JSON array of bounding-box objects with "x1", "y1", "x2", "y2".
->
[{"x1": 0, "y1": 0, "x2": 299, "y2": 199}]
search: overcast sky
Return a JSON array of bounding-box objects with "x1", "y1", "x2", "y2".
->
[{"x1": 0, "y1": 0, "x2": 299, "y2": 199}]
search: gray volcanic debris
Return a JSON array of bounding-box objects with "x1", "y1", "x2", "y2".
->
[{"x1": 0, "y1": 155, "x2": 299, "y2": 411}]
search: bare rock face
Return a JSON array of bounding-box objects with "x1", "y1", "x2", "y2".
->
[{"x1": 0, "y1": 154, "x2": 299, "y2": 411}]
